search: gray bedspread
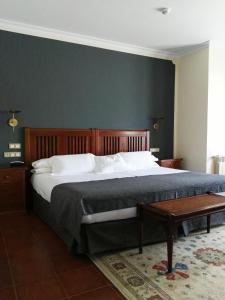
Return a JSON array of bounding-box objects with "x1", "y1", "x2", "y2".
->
[{"x1": 50, "y1": 172, "x2": 225, "y2": 248}]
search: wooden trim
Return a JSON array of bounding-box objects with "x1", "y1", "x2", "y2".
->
[
  {"x1": 91, "y1": 128, "x2": 96, "y2": 154},
  {"x1": 146, "y1": 130, "x2": 150, "y2": 151}
]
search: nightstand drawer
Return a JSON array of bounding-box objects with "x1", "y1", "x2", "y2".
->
[
  {"x1": 0, "y1": 167, "x2": 26, "y2": 213},
  {"x1": 0, "y1": 170, "x2": 22, "y2": 184},
  {"x1": 0, "y1": 181, "x2": 23, "y2": 193}
]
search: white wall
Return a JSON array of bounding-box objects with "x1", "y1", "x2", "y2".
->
[
  {"x1": 174, "y1": 48, "x2": 209, "y2": 172},
  {"x1": 207, "y1": 43, "x2": 225, "y2": 173}
]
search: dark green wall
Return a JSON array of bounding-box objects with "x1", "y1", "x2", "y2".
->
[{"x1": 0, "y1": 30, "x2": 175, "y2": 165}]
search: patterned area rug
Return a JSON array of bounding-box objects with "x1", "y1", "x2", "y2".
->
[{"x1": 91, "y1": 225, "x2": 225, "y2": 300}]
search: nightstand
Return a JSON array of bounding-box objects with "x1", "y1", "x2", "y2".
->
[
  {"x1": 158, "y1": 158, "x2": 183, "y2": 169},
  {"x1": 0, "y1": 166, "x2": 27, "y2": 213}
]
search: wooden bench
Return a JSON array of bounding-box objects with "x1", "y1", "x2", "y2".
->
[{"x1": 138, "y1": 194, "x2": 225, "y2": 273}]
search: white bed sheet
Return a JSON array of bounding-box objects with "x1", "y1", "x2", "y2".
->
[{"x1": 31, "y1": 167, "x2": 187, "y2": 224}]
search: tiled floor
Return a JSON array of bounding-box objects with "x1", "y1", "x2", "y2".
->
[{"x1": 0, "y1": 211, "x2": 125, "y2": 300}]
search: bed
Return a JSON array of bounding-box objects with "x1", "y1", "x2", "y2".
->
[{"x1": 24, "y1": 128, "x2": 225, "y2": 254}]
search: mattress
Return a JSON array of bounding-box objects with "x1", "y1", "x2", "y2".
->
[{"x1": 31, "y1": 167, "x2": 187, "y2": 224}]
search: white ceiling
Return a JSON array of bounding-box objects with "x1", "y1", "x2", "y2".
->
[{"x1": 0, "y1": 0, "x2": 225, "y2": 57}]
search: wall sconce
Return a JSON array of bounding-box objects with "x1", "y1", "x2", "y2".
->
[
  {"x1": 8, "y1": 110, "x2": 21, "y2": 132},
  {"x1": 152, "y1": 117, "x2": 164, "y2": 131}
]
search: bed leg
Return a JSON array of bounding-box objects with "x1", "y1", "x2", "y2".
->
[{"x1": 207, "y1": 215, "x2": 211, "y2": 233}]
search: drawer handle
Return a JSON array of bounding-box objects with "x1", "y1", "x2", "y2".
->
[{"x1": 4, "y1": 175, "x2": 10, "y2": 180}]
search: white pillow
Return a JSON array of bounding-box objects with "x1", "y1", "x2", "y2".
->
[
  {"x1": 31, "y1": 168, "x2": 51, "y2": 174},
  {"x1": 50, "y1": 153, "x2": 95, "y2": 175},
  {"x1": 118, "y1": 151, "x2": 159, "y2": 170},
  {"x1": 32, "y1": 158, "x2": 50, "y2": 169},
  {"x1": 94, "y1": 154, "x2": 131, "y2": 174}
]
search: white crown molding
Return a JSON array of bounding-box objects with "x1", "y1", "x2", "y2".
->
[
  {"x1": 175, "y1": 41, "x2": 210, "y2": 58},
  {"x1": 0, "y1": 18, "x2": 176, "y2": 60},
  {"x1": 172, "y1": 41, "x2": 210, "y2": 65},
  {"x1": 209, "y1": 39, "x2": 225, "y2": 49}
]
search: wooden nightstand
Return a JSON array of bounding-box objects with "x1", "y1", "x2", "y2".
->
[
  {"x1": 0, "y1": 166, "x2": 27, "y2": 213},
  {"x1": 158, "y1": 158, "x2": 183, "y2": 169}
]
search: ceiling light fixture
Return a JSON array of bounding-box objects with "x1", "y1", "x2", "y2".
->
[{"x1": 158, "y1": 7, "x2": 172, "y2": 15}]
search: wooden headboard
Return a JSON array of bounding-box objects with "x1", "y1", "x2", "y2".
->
[
  {"x1": 95, "y1": 129, "x2": 150, "y2": 155},
  {"x1": 24, "y1": 128, "x2": 150, "y2": 166}
]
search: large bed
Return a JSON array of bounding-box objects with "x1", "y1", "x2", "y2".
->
[{"x1": 25, "y1": 128, "x2": 225, "y2": 254}]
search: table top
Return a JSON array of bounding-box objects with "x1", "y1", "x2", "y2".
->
[
  {"x1": 143, "y1": 194, "x2": 225, "y2": 219},
  {"x1": 0, "y1": 165, "x2": 28, "y2": 171}
]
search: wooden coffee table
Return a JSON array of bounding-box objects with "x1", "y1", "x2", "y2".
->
[{"x1": 137, "y1": 194, "x2": 225, "y2": 273}]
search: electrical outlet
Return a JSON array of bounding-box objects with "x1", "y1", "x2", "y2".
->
[
  {"x1": 9, "y1": 143, "x2": 21, "y2": 149},
  {"x1": 3, "y1": 152, "x2": 21, "y2": 158},
  {"x1": 9, "y1": 144, "x2": 15, "y2": 149},
  {"x1": 14, "y1": 144, "x2": 21, "y2": 149},
  {"x1": 4, "y1": 152, "x2": 11, "y2": 158},
  {"x1": 15, "y1": 152, "x2": 21, "y2": 157},
  {"x1": 150, "y1": 148, "x2": 160, "y2": 153}
]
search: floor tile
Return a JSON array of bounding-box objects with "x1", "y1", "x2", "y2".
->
[
  {"x1": 16, "y1": 278, "x2": 66, "y2": 300},
  {"x1": 34, "y1": 230, "x2": 66, "y2": 256},
  {"x1": 0, "y1": 258, "x2": 13, "y2": 289},
  {"x1": 0, "y1": 233, "x2": 7, "y2": 259},
  {"x1": 9, "y1": 240, "x2": 49, "y2": 261},
  {"x1": 0, "y1": 212, "x2": 124, "y2": 299},
  {"x1": 51, "y1": 252, "x2": 91, "y2": 273},
  {"x1": 0, "y1": 212, "x2": 32, "y2": 233},
  {"x1": 0, "y1": 288, "x2": 17, "y2": 300},
  {"x1": 58, "y1": 265, "x2": 109, "y2": 296},
  {"x1": 11, "y1": 251, "x2": 55, "y2": 285},
  {"x1": 70, "y1": 286, "x2": 125, "y2": 300},
  {"x1": 30, "y1": 217, "x2": 50, "y2": 233},
  {"x1": 4, "y1": 229, "x2": 37, "y2": 256}
]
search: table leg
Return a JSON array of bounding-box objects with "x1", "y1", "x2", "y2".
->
[
  {"x1": 137, "y1": 204, "x2": 143, "y2": 254},
  {"x1": 207, "y1": 215, "x2": 211, "y2": 233},
  {"x1": 164, "y1": 221, "x2": 176, "y2": 273}
]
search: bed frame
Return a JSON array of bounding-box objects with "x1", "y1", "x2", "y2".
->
[
  {"x1": 24, "y1": 128, "x2": 225, "y2": 254},
  {"x1": 24, "y1": 127, "x2": 153, "y2": 254},
  {"x1": 24, "y1": 128, "x2": 150, "y2": 165}
]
